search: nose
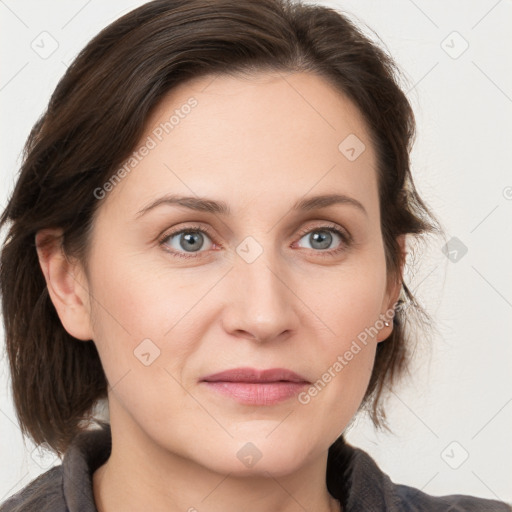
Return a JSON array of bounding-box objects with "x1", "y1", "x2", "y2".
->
[{"x1": 221, "y1": 246, "x2": 299, "y2": 343}]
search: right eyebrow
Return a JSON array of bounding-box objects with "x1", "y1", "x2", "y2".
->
[{"x1": 135, "y1": 194, "x2": 230, "y2": 218}]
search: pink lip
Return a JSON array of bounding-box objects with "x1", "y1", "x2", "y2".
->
[
  {"x1": 201, "y1": 367, "x2": 309, "y2": 383},
  {"x1": 200, "y1": 367, "x2": 310, "y2": 405}
]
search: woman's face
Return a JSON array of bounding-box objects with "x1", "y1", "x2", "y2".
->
[{"x1": 75, "y1": 71, "x2": 402, "y2": 476}]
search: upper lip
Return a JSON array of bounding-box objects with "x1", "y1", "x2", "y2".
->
[{"x1": 201, "y1": 367, "x2": 310, "y2": 383}]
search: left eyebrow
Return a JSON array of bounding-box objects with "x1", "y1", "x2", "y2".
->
[
  {"x1": 292, "y1": 193, "x2": 367, "y2": 217},
  {"x1": 135, "y1": 193, "x2": 367, "y2": 218}
]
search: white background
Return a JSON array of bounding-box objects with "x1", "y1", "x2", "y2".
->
[{"x1": 1, "y1": 0, "x2": 511, "y2": 505}]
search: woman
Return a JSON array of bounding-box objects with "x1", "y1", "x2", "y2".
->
[{"x1": 0, "y1": 0, "x2": 510, "y2": 511}]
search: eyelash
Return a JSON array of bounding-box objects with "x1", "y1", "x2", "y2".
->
[{"x1": 157, "y1": 223, "x2": 351, "y2": 260}]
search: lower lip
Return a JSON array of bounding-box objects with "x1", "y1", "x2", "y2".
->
[{"x1": 202, "y1": 381, "x2": 309, "y2": 405}]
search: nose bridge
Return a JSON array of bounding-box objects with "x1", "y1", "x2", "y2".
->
[
  {"x1": 237, "y1": 236, "x2": 288, "y2": 311},
  {"x1": 224, "y1": 235, "x2": 296, "y2": 340}
]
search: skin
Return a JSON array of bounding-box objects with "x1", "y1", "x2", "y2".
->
[{"x1": 36, "y1": 71, "x2": 405, "y2": 512}]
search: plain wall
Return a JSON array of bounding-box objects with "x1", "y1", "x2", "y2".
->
[{"x1": 1, "y1": 0, "x2": 511, "y2": 504}]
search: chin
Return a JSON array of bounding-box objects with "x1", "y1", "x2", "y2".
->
[{"x1": 199, "y1": 435, "x2": 313, "y2": 478}]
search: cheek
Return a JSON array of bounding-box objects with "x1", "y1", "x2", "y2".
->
[
  {"x1": 89, "y1": 238, "x2": 204, "y2": 337},
  {"x1": 86, "y1": 247, "x2": 204, "y2": 388},
  {"x1": 315, "y1": 251, "x2": 387, "y2": 344},
  {"x1": 300, "y1": 249, "x2": 387, "y2": 404},
  {"x1": 299, "y1": 291, "x2": 380, "y2": 440},
  {"x1": 311, "y1": 278, "x2": 381, "y2": 395}
]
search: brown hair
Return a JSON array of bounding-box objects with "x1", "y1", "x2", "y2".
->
[{"x1": 0, "y1": 0, "x2": 442, "y2": 456}]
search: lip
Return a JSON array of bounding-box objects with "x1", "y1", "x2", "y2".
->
[
  {"x1": 201, "y1": 367, "x2": 310, "y2": 383},
  {"x1": 200, "y1": 367, "x2": 310, "y2": 405}
]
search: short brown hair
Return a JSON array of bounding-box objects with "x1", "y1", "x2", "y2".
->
[{"x1": 0, "y1": 0, "x2": 442, "y2": 456}]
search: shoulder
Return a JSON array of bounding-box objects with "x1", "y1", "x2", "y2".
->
[
  {"x1": 394, "y1": 482, "x2": 512, "y2": 512},
  {"x1": 0, "y1": 424, "x2": 110, "y2": 512},
  {"x1": 327, "y1": 436, "x2": 512, "y2": 512},
  {"x1": 0, "y1": 465, "x2": 67, "y2": 512}
]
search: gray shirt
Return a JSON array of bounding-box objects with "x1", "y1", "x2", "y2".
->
[{"x1": 1, "y1": 423, "x2": 510, "y2": 511}]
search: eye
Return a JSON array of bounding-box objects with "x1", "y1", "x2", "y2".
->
[
  {"x1": 158, "y1": 224, "x2": 216, "y2": 259},
  {"x1": 294, "y1": 223, "x2": 351, "y2": 256}
]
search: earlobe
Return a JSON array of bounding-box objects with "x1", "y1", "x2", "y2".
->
[
  {"x1": 377, "y1": 234, "x2": 407, "y2": 343},
  {"x1": 35, "y1": 228, "x2": 93, "y2": 341}
]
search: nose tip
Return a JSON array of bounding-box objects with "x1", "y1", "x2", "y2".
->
[{"x1": 221, "y1": 256, "x2": 298, "y2": 343}]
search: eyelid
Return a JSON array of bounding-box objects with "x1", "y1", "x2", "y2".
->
[{"x1": 295, "y1": 221, "x2": 352, "y2": 244}]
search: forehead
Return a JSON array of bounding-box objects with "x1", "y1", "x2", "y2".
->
[{"x1": 98, "y1": 71, "x2": 379, "y2": 222}]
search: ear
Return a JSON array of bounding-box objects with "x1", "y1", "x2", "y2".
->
[
  {"x1": 35, "y1": 228, "x2": 94, "y2": 341},
  {"x1": 376, "y1": 234, "x2": 407, "y2": 343}
]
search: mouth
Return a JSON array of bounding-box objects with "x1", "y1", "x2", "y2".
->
[
  {"x1": 201, "y1": 367, "x2": 310, "y2": 383},
  {"x1": 200, "y1": 367, "x2": 310, "y2": 405}
]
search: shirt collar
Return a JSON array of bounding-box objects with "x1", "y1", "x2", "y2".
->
[{"x1": 327, "y1": 433, "x2": 401, "y2": 511}]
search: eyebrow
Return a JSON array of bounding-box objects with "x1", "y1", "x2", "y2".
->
[{"x1": 135, "y1": 193, "x2": 368, "y2": 218}]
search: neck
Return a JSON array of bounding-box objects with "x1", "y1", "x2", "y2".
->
[{"x1": 92, "y1": 410, "x2": 342, "y2": 512}]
